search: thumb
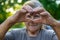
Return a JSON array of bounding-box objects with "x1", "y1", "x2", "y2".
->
[{"x1": 40, "y1": 11, "x2": 49, "y2": 17}]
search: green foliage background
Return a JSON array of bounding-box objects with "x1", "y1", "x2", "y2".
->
[{"x1": 0, "y1": 0, "x2": 60, "y2": 28}]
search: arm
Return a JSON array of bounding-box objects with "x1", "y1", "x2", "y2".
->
[
  {"x1": 51, "y1": 21, "x2": 60, "y2": 40},
  {"x1": 0, "y1": 5, "x2": 33, "y2": 40},
  {"x1": 0, "y1": 10, "x2": 26, "y2": 40},
  {"x1": 33, "y1": 7, "x2": 60, "y2": 40}
]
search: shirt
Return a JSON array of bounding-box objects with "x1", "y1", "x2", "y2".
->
[{"x1": 4, "y1": 28, "x2": 58, "y2": 40}]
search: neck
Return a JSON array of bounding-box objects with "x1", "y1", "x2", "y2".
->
[{"x1": 27, "y1": 30, "x2": 40, "y2": 37}]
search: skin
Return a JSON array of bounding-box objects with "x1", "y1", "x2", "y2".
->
[
  {"x1": 33, "y1": 7, "x2": 60, "y2": 40},
  {"x1": 0, "y1": 5, "x2": 33, "y2": 40},
  {"x1": 25, "y1": 13, "x2": 42, "y2": 37},
  {"x1": 0, "y1": 5, "x2": 60, "y2": 40}
]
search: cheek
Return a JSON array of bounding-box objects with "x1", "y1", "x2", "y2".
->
[
  {"x1": 25, "y1": 22, "x2": 29, "y2": 27},
  {"x1": 25, "y1": 22, "x2": 30, "y2": 30}
]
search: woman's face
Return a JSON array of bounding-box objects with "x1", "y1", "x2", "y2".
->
[{"x1": 25, "y1": 13, "x2": 42, "y2": 32}]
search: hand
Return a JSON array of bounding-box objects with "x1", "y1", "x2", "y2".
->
[
  {"x1": 33, "y1": 7, "x2": 57, "y2": 26},
  {"x1": 17, "y1": 5, "x2": 33, "y2": 22}
]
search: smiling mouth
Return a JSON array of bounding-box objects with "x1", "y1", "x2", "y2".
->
[
  {"x1": 30, "y1": 25, "x2": 39, "y2": 26},
  {"x1": 27, "y1": 22, "x2": 42, "y2": 27},
  {"x1": 29, "y1": 23, "x2": 40, "y2": 26}
]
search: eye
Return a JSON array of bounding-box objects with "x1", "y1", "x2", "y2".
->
[
  {"x1": 27, "y1": 15, "x2": 31, "y2": 18},
  {"x1": 34, "y1": 15, "x2": 40, "y2": 19}
]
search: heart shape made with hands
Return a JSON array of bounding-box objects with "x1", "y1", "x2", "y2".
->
[{"x1": 17, "y1": 5, "x2": 55, "y2": 26}]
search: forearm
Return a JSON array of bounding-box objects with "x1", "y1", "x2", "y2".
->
[
  {"x1": 0, "y1": 11, "x2": 22, "y2": 40},
  {"x1": 52, "y1": 21, "x2": 60, "y2": 40},
  {"x1": 0, "y1": 18, "x2": 14, "y2": 39}
]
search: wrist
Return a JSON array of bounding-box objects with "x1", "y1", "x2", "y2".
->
[
  {"x1": 7, "y1": 16, "x2": 17, "y2": 24},
  {"x1": 51, "y1": 20, "x2": 58, "y2": 27}
]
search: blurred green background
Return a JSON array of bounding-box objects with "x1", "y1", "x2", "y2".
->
[{"x1": 0, "y1": 0, "x2": 60, "y2": 28}]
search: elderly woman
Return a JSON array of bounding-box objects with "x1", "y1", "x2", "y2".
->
[{"x1": 0, "y1": 0, "x2": 60, "y2": 40}]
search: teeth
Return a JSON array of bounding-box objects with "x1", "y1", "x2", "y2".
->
[
  {"x1": 31, "y1": 24, "x2": 39, "y2": 26},
  {"x1": 28, "y1": 23, "x2": 41, "y2": 26}
]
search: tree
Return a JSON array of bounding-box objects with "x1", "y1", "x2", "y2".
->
[
  {"x1": 0, "y1": 0, "x2": 23, "y2": 24},
  {"x1": 0, "y1": 0, "x2": 24, "y2": 28},
  {"x1": 39, "y1": 0, "x2": 60, "y2": 20}
]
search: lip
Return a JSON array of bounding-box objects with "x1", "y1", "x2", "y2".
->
[
  {"x1": 29, "y1": 24, "x2": 40, "y2": 26},
  {"x1": 29, "y1": 25, "x2": 40, "y2": 28},
  {"x1": 29, "y1": 26, "x2": 37, "y2": 29},
  {"x1": 29, "y1": 23, "x2": 39, "y2": 26},
  {"x1": 27, "y1": 22, "x2": 42, "y2": 27}
]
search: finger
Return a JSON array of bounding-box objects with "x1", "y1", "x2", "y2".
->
[
  {"x1": 19, "y1": 9, "x2": 27, "y2": 13},
  {"x1": 40, "y1": 11, "x2": 50, "y2": 17},
  {"x1": 22, "y1": 5, "x2": 33, "y2": 13},
  {"x1": 33, "y1": 7, "x2": 45, "y2": 14}
]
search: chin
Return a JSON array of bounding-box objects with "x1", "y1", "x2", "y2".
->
[{"x1": 29, "y1": 28, "x2": 39, "y2": 32}]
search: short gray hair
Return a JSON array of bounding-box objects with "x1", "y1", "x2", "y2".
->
[{"x1": 23, "y1": 0, "x2": 43, "y2": 8}]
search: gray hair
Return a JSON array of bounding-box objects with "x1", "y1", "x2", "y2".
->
[{"x1": 23, "y1": 0, "x2": 43, "y2": 8}]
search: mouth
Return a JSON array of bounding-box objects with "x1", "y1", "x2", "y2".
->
[
  {"x1": 30, "y1": 25, "x2": 40, "y2": 27},
  {"x1": 28, "y1": 24, "x2": 41, "y2": 31},
  {"x1": 28, "y1": 23, "x2": 42, "y2": 29},
  {"x1": 26, "y1": 22, "x2": 42, "y2": 31},
  {"x1": 29, "y1": 23, "x2": 41, "y2": 26}
]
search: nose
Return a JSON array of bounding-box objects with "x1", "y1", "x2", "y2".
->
[
  {"x1": 28, "y1": 18, "x2": 40, "y2": 24},
  {"x1": 28, "y1": 18, "x2": 37, "y2": 24},
  {"x1": 26, "y1": 16, "x2": 39, "y2": 23},
  {"x1": 28, "y1": 20, "x2": 36, "y2": 25},
  {"x1": 30, "y1": 19, "x2": 34, "y2": 23}
]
